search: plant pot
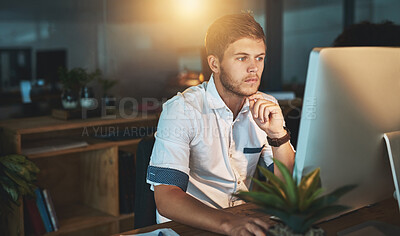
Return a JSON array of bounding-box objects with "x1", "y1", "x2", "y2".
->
[
  {"x1": 103, "y1": 94, "x2": 116, "y2": 107},
  {"x1": 102, "y1": 94, "x2": 117, "y2": 115},
  {"x1": 80, "y1": 86, "x2": 96, "y2": 109},
  {"x1": 61, "y1": 89, "x2": 79, "y2": 109},
  {"x1": 268, "y1": 223, "x2": 325, "y2": 236}
]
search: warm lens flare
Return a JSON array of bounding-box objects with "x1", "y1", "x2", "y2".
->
[{"x1": 174, "y1": 0, "x2": 203, "y2": 18}]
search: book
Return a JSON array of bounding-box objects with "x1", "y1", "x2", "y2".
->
[
  {"x1": 24, "y1": 197, "x2": 46, "y2": 236},
  {"x1": 42, "y1": 189, "x2": 60, "y2": 231},
  {"x1": 35, "y1": 188, "x2": 54, "y2": 233},
  {"x1": 22, "y1": 138, "x2": 88, "y2": 155}
]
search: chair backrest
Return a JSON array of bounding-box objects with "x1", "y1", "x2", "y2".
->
[{"x1": 134, "y1": 134, "x2": 156, "y2": 228}]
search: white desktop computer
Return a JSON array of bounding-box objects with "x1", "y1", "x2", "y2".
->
[{"x1": 294, "y1": 47, "x2": 400, "y2": 219}]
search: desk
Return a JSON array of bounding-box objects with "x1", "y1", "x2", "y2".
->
[{"x1": 118, "y1": 198, "x2": 400, "y2": 236}]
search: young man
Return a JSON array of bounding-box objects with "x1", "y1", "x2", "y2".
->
[{"x1": 147, "y1": 13, "x2": 295, "y2": 235}]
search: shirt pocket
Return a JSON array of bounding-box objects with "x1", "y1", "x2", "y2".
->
[
  {"x1": 243, "y1": 145, "x2": 265, "y2": 172},
  {"x1": 243, "y1": 144, "x2": 265, "y2": 154}
]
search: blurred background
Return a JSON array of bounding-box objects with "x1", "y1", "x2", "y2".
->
[{"x1": 0, "y1": 0, "x2": 399, "y2": 119}]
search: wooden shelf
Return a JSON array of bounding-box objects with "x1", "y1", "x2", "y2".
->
[
  {"x1": 26, "y1": 137, "x2": 142, "y2": 159},
  {"x1": 0, "y1": 114, "x2": 158, "y2": 135},
  {"x1": 26, "y1": 142, "x2": 114, "y2": 159},
  {"x1": 45, "y1": 203, "x2": 118, "y2": 235},
  {"x1": 118, "y1": 212, "x2": 136, "y2": 221},
  {"x1": 0, "y1": 115, "x2": 158, "y2": 236}
]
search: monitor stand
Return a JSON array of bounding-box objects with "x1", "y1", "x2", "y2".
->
[{"x1": 383, "y1": 131, "x2": 400, "y2": 210}]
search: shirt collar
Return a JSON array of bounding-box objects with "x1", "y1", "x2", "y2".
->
[
  {"x1": 206, "y1": 75, "x2": 227, "y2": 110},
  {"x1": 206, "y1": 75, "x2": 250, "y2": 113},
  {"x1": 241, "y1": 98, "x2": 250, "y2": 113}
]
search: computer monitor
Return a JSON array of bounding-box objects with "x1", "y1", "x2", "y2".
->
[{"x1": 294, "y1": 47, "x2": 400, "y2": 216}]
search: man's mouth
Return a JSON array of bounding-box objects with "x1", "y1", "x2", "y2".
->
[{"x1": 245, "y1": 77, "x2": 259, "y2": 83}]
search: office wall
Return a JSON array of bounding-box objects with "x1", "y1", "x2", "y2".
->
[
  {"x1": 283, "y1": 2, "x2": 343, "y2": 85},
  {"x1": 0, "y1": 0, "x2": 266, "y2": 103},
  {"x1": 283, "y1": 0, "x2": 400, "y2": 85},
  {"x1": 1, "y1": 0, "x2": 398, "y2": 119}
]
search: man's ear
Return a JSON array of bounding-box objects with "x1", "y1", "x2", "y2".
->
[{"x1": 207, "y1": 55, "x2": 220, "y2": 74}]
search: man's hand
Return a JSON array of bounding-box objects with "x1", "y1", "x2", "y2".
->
[
  {"x1": 248, "y1": 93, "x2": 286, "y2": 138},
  {"x1": 249, "y1": 93, "x2": 296, "y2": 180},
  {"x1": 222, "y1": 215, "x2": 269, "y2": 236},
  {"x1": 155, "y1": 185, "x2": 269, "y2": 236}
]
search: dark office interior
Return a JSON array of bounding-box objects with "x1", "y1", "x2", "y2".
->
[
  {"x1": 0, "y1": 0, "x2": 398, "y2": 120},
  {"x1": 1, "y1": 0, "x2": 400, "y2": 235}
]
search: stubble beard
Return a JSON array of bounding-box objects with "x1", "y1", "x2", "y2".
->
[{"x1": 219, "y1": 67, "x2": 260, "y2": 97}]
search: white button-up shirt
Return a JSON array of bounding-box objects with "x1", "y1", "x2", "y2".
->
[{"x1": 147, "y1": 76, "x2": 278, "y2": 223}]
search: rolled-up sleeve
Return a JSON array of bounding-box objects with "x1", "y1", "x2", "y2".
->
[{"x1": 146, "y1": 95, "x2": 195, "y2": 191}]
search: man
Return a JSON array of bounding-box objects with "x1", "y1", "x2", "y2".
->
[{"x1": 147, "y1": 13, "x2": 295, "y2": 235}]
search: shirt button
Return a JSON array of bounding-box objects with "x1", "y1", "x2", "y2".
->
[
  {"x1": 229, "y1": 153, "x2": 233, "y2": 158},
  {"x1": 237, "y1": 180, "x2": 241, "y2": 184}
]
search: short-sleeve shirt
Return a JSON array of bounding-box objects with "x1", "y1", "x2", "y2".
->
[{"x1": 147, "y1": 76, "x2": 278, "y2": 223}]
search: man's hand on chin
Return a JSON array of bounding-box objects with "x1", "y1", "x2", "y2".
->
[{"x1": 248, "y1": 93, "x2": 286, "y2": 138}]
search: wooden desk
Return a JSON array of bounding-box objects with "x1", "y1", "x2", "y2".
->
[{"x1": 118, "y1": 198, "x2": 400, "y2": 236}]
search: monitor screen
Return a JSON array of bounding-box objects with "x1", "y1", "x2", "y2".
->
[{"x1": 294, "y1": 47, "x2": 400, "y2": 216}]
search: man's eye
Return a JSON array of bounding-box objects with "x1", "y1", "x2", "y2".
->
[
  {"x1": 256, "y1": 57, "x2": 264, "y2": 61},
  {"x1": 237, "y1": 57, "x2": 246, "y2": 61}
]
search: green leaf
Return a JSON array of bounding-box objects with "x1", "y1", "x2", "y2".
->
[
  {"x1": 251, "y1": 178, "x2": 273, "y2": 193},
  {"x1": 0, "y1": 154, "x2": 26, "y2": 164},
  {"x1": 257, "y1": 207, "x2": 291, "y2": 223},
  {"x1": 2, "y1": 184, "x2": 19, "y2": 203},
  {"x1": 0, "y1": 175, "x2": 20, "y2": 204},
  {"x1": 236, "y1": 164, "x2": 356, "y2": 233},
  {"x1": 0, "y1": 154, "x2": 39, "y2": 215},
  {"x1": 252, "y1": 178, "x2": 286, "y2": 198},
  {"x1": 300, "y1": 187, "x2": 324, "y2": 211},
  {"x1": 2, "y1": 162, "x2": 32, "y2": 182},
  {"x1": 0, "y1": 155, "x2": 39, "y2": 176},
  {"x1": 236, "y1": 191, "x2": 288, "y2": 210},
  {"x1": 328, "y1": 185, "x2": 357, "y2": 199},
  {"x1": 257, "y1": 166, "x2": 287, "y2": 199},
  {"x1": 284, "y1": 214, "x2": 311, "y2": 234},
  {"x1": 3, "y1": 169, "x2": 26, "y2": 188},
  {"x1": 307, "y1": 185, "x2": 356, "y2": 213},
  {"x1": 0, "y1": 187, "x2": 18, "y2": 215},
  {"x1": 298, "y1": 168, "x2": 320, "y2": 208},
  {"x1": 273, "y1": 159, "x2": 298, "y2": 207}
]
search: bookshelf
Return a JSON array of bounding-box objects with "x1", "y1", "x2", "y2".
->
[{"x1": 0, "y1": 114, "x2": 158, "y2": 236}]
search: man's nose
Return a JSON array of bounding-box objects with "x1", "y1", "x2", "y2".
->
[{"x1": 248, "y1": 60, "x2": 259, "y2": 73}]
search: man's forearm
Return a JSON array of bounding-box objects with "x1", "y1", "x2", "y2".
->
[
  {"x1": 271, "y1": 142, "x2": 296, "y2": 179},
  {"x1": 154, "y1": 185, "x2": 235, "y2": 235},
  {"x1": 154, "y1": 185, "x2": 269, "y2": 235}
]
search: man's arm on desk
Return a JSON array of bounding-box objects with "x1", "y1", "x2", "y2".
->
[{"x1": 154, "y1": 185, "x2": 269, "y2": 236}]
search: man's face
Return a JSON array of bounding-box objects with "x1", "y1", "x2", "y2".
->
[{"x1": 218, "y1": 37, "x2": 266, "y2": 97}]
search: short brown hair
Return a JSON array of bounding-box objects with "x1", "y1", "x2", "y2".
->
[{"x1": 205, "y1": 13, "x2": 266, "y2": 60}]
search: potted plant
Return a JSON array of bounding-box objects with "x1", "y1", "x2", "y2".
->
[
  {"x1": 0, "y1": 154, "x2": 39, "y2": 234},
  {"x1": 58, "y1": 67, "x2": 87, "y2": 109},
  {"x1": 80, "y1": 69, "x2": 101, "y2": 109},
  {"x1": 236, "y1": 159, "x2": 356, "y2": 236},
  {"x1": 97, "y1": 75, "x2": 118, "y2": 107}
]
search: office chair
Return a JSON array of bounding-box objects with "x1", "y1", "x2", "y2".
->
[{"x1": 134, "y1": 134, "x2": 156, "y2": 228}]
